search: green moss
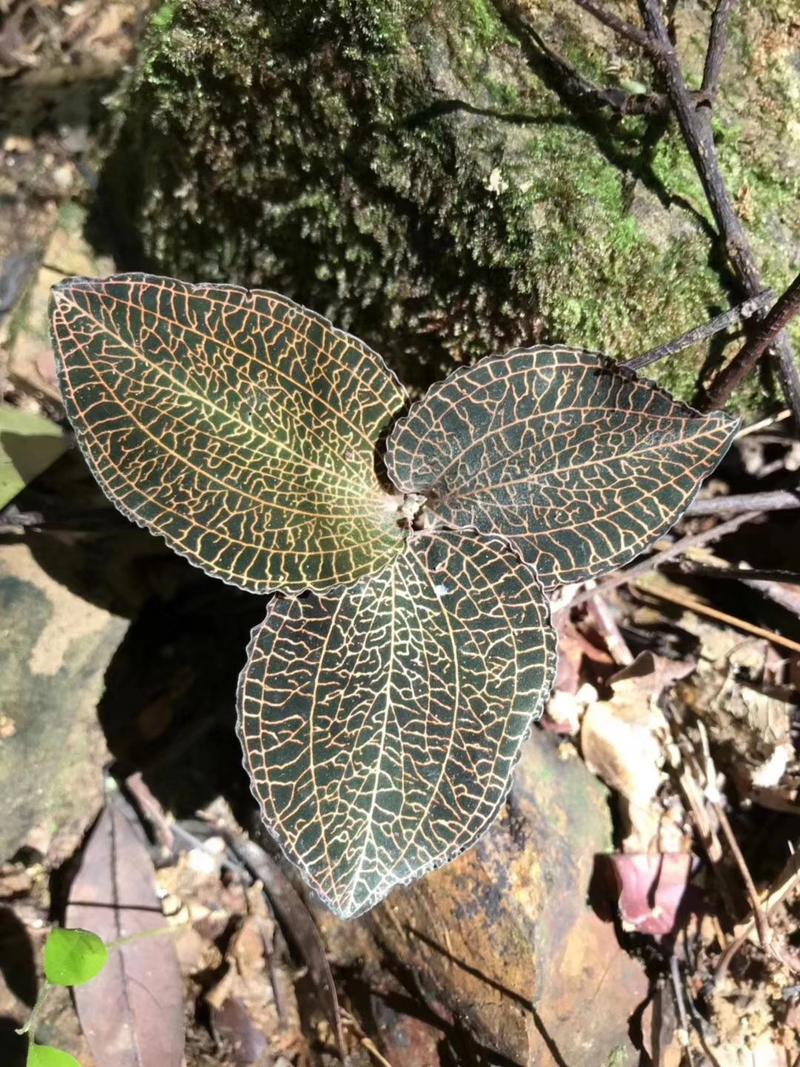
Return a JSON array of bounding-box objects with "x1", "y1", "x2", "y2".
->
[
  {"x1": 605, "y1": 1047, "x2": 630, "y2": 1067},
  {"x1": 57, "y1": 200, "x2": 86, "y2": 235},
  {"x1": 449, "y1": 0, "x2": 512, "y2": 47},
  {"x1": 150, "y1": 0, "x2": 179, "y2": 32},
  {"x1": 92, "y1": 0, "x2": 799, "y2": 416}
]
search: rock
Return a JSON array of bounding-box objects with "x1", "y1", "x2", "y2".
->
[
  {"x1": 0, "y1": 540, "x2": 127, "y2": 861},
  {"x1": 363, "y1": 730, "x2": 649, "y2": 1066},
  {"x1": 95, "y1": 0, "x2": 800, "y2": 413},
  {"x1": 6, "y1": 205, "x2": 114, "y2": 402}
]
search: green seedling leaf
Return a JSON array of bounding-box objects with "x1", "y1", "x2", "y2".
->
[
  {"x1": 238, "y1": 530, "x2": 557, "y2": 918},
  {"x1": 27, "y1": 1046, "x2": 80, "y2": 1067},
  {"x1": 0, "y1": 402, "x2": 66, "y2": 509},
  {"x1": 386, "y1": 346, "x2": 738, "y2": 586},
  {"x1": 50, "y1": 274, "x2": 407, "y2": 593},
  {"x1": 44, "y1": 928, "x2": 109, "y2": 988}
]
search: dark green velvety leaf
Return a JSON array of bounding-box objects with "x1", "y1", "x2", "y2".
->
[
  {"x1": 237, "y1": 530, "x2": 556, "y2": 918},
  {"x1": 51, "y1": 274, "x2": 406, "y2": 594},
  {"x1": 386, "y1": 346, "x2": 738, "y2": 585}
]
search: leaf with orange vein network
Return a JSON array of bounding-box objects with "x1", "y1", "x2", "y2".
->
[{"x1": 51, "y1": 274, "x2": 406, "y2": 593}]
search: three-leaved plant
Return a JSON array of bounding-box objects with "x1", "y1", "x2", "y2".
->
[{"x1": 50, "y1": 275, "x2": 736, "y2": 918}]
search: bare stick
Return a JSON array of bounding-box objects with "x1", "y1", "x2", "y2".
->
[
  {"x1": 573, "y1": 0, "x2": 656, "y2": 51},
  {"x1": 586, "y1": 594, "x2": 634, "y2": 665},
  {"x1": 635, "y1": 580, "x2": 800, "y2": 654},
  {"x1": 687, "y1": 488, "x2": 800, "y2": 516},
  {"x1": 636, "y1": 0, "x2": 800, "y2": 423},
  {"x1": 625, "y1": 291, "x2": 773, "y2": 371},
  {"x1": 668, "y1": 956, "x2": 696, "y2": 1067},
  {"x1": 559, "y1": 511, "x2": 760, "y2": 611},
  {"x1": 494, "y1": 1, "x2": 669, "y2": 118},
  {"x1": 712, "y1": 801, "x2": 770, "y2": 948},
  {"x1": 705, "y1": 271, "x2": 800, "y2": 409},
  {"x1": 715, "y1": 849, "x2": 800, "y2": 982},
  {"x1": 702, "y1": 0, "x2": 739, "y2": 98}
]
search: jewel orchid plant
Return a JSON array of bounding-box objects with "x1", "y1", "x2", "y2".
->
[{"x1": 50, "y1": 274, "x2": 736, "y2": 918}]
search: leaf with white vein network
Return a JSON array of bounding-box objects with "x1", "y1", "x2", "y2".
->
[
  {"x1": 237, "y1": 530, "x2": 556, "y2": 918},
  {"x1": 51, "y1": 274, "x2": 407, "y2": 594},
  {"x1": 386, "y1": 346, "x2": 738, "y2": 586}
]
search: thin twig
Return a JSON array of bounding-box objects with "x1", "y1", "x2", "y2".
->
[
  {"x1": 573, "y1": 0, "x2": 656, "y2": 51},
  {"x1": 635, "y1": 579, "x2": 800, "y2": 654},
  {"x1": 670, "y1": 560, "x2": 800, "y2": 615},
  {"x1": 668, "y1": 956, "x2": 696, "y2": 1067},
  {"x1": 199, "y1": 813, "x2": 346, "y2": 1058},
  {"x1": 494, "y1": 1, "x2": 669, "y2": 117},
  {"x1": 669, "y1": 561, "x2": 800, "y2": 584},
  {"x1": 635, "y1": 0, "x2": 800, "y2": 423},
  {"x1": 736, "y1": 409, "x2": 791, "y2": 437},
  {"x1": 715, "y1": 848, "x2": 800, "y2": 981},
  {"x1": 687, "y1": 488, "x2": 800, "y2": 516},
  {"x1": 559, "y1": 511, "x2": 760, "y2": 610},
  {"x1": 711, "y1": 801, "x2": 770, "y2": 948},
  {"x1": 586, "y1": 594, "x2": 634, "y2": 664},
  {"x1": 705, "y1": 271, "x2": 800, "y2": 409},
  {"x1": 624, "y1": 290, "x2": 773, "y2": 372},
  {"x1": 702, "y1": 0, "x2": 738, "y2": 98}
]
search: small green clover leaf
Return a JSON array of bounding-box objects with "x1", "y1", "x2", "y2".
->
[
  {"x1": 43, "y1": 929, "x2": 109, "y2": 988},
  {"x1": 27, "y1": 1045, "x2": 81, "y2": 1067}
]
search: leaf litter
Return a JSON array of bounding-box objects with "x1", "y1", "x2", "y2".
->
[
  {"x1": 0, "y1": 422, "x2": 796, "y2": 1067},
  {"x1": 2, "y1": 13, "x2": 800, "y2": 1051}
]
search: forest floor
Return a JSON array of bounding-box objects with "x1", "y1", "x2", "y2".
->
[{"x1": 1, "y1": 3, "x2": 800, "y2": 1067}]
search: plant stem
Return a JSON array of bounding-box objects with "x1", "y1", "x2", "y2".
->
[
  {"x1": 105, "y1": 921, "x2": 189, "y2": 953},
  {"x1": 16, "y1": 981, "x2": 51, "y2": 1046}
]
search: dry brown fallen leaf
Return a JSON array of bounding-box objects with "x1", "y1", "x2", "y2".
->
[
  {"x1": 581, "y1": 651, "x2": 694, "y2": 852},
  {"x1": 66, "y1": 787, "x2": 184, "y2": 1067}
]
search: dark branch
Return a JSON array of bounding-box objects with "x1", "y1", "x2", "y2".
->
[
  {"x1": 573, "y1": 0, "x2": 656, "y2": 52},
  {"x1": 705, "y1": 271, "x2": 800, "y2": 409},
  {"x1": 492, "y1": 1, "x2": 668, "y2": 117},
  {"x1": 702, "y1": 0, "x2": 738, "y2": 98},
  {"x1": 672, "y1": 562, "x2": 800, "y2": 585},
  {"x1": 625, "y1": 290, "x2": 773, "y2": 372},
  {"x1": 636, "y1": 0, "x2": 800, "y2": 424}
]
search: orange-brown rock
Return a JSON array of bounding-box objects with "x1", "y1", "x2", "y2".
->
[{"x1": 367, "y1": 731, "x2": 649, "y2": 1066}]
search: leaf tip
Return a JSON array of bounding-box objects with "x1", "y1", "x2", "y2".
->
[{"x1": 49, "y1": 277, "x2": 86, "y2": 316}]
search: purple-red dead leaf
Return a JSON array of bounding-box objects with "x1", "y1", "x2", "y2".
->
[{"x1": 611, "y1": 852, "x2": 693, "y2": 936}]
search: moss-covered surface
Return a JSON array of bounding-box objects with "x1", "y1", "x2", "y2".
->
[{"x1": 93, "y1": 0, "x2": 800, "y2": 413}]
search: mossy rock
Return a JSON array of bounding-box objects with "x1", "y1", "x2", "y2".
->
[{"x1": 94, "y1": 0, "x2": 800, "y2": 413}]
